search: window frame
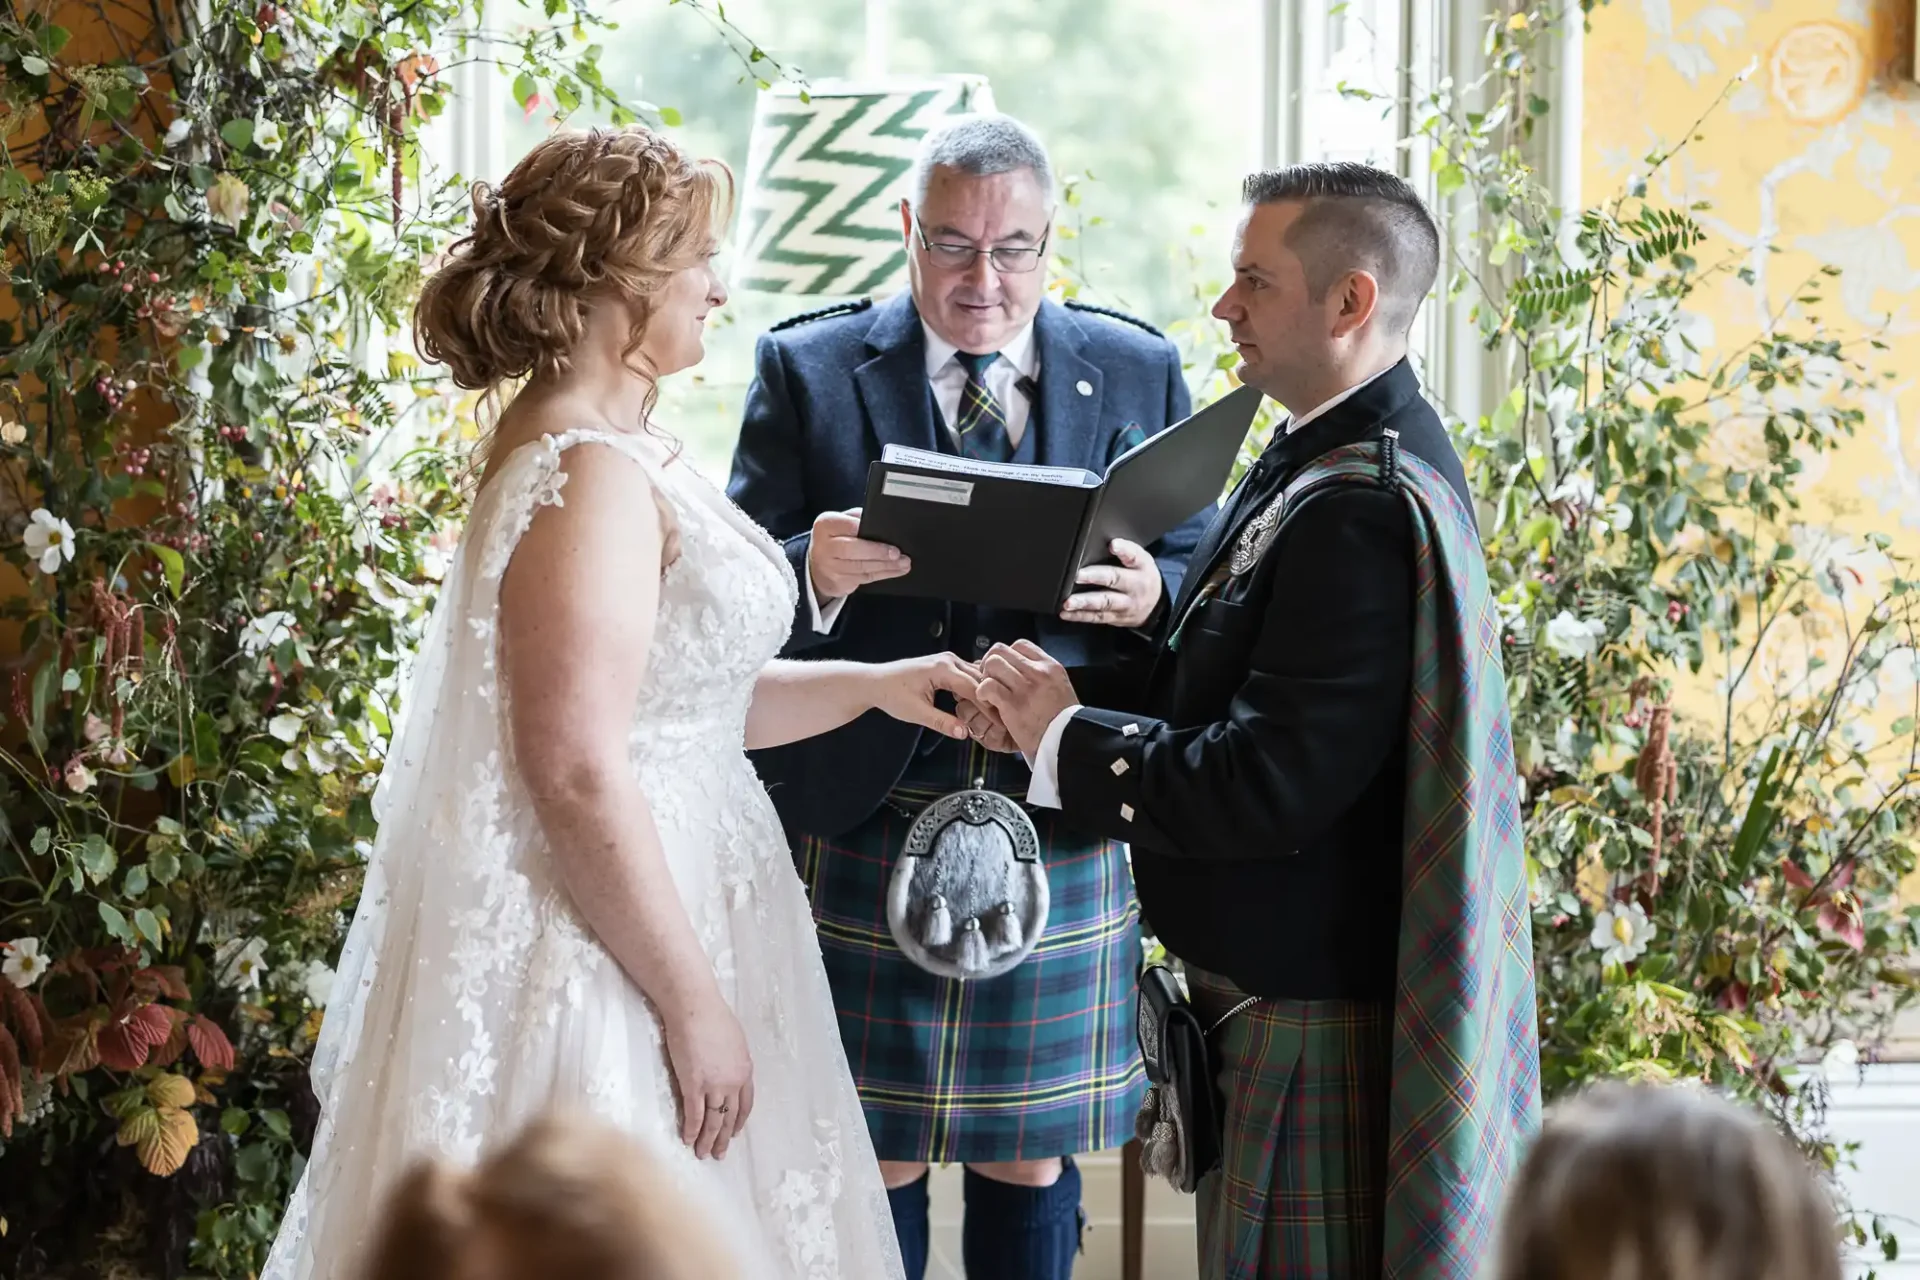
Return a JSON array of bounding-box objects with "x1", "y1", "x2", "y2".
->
[{"x1": 432, "y1": 1, "x2": 1585, "y2": 432}]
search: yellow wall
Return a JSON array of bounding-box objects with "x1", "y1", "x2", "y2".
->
[{"x1": 1584, "y1": 0, "x2": 1920, "y2": 763}]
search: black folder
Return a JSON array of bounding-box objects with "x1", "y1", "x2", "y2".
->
[{"x1": 856, "y1": 383, "x2": 1265, "y2": 613}]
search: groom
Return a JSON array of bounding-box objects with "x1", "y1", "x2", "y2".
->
[
  {"x1": 974, "y1": 163, "x2": 1541, "y2": 1280},
  {"x1": 727, "y1": 113, "x2": 1209, "y2": 1279}
]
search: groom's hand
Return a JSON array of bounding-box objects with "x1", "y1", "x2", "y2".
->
[
  {"x1": 1060, "y1": 538, "x2": 1161, "y2": 628},
  {"x1": 976, "y1": 641, "x2": 1077, "y2": 759}
]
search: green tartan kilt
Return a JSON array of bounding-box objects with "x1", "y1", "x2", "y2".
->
[
  {"x1": 1190, "y1": 967, "x2": 1392, "y2": 1280},
  {"x1": 795, "y1": 741, "x2": 1146, "y2": 1164}
]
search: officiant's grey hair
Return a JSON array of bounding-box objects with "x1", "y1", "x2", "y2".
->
[
  {"x1": 1244, "y1": 162, "x2": 1440, "y2": 339},
  {"x1": 907, "y1": 114, "x2": 1055, "y2": 209}
]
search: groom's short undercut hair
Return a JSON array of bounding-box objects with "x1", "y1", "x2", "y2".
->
[{"x1": 1243, "y1": 162, "x2": 1440, "y2": 338}]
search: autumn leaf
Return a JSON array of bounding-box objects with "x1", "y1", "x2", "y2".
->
[
  {"x1": 148, "y1": 1006, "x2": 190, "y2": 1069},
  {"x1": 98, "y1": 1003, "x2": 172, "y2": 1072},
  {"x1": 139, "y1": 1106, "x2": 198, "y2": 1176},
  {"x1": 41, "y1": 1010, "x2": 104, "y2": 1076},
  {"x1": 146, "y1": 1072, "x2": 196, "y2": 1109},
  {"x1": 1, "y1": 984, "x2": 50, "y2": 1062},
  {"x1": 117, "y1": 1104, "x2": 162, "y2": 1148},
  {"x1": 194, "y1": 1077, "x2": 217, "y2": 1106},
  {"x1": 0, "y1": 1028, "x2": 23, "y2": 1138},
  {"x1": 187, "y1": 1014, "x2": 236, "y2": 1071},
  {"x1": 105, "y1": 1083, "x2": 150, "y2": 1119},
  {"x1": 135, "y1": 966, "x2": 191, "y2": 1001}
]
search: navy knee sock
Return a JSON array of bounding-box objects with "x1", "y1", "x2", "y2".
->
[
  {"x1": 961, "y1": 1159, "x2": 1084, "y2": 1280},
  {"x1": 887, "y1": 1173, "x2": 930, "y2": 1280}
]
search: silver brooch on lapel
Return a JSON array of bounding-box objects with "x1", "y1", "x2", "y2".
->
[{"x1": 1229, "y1": 494, "x2": 1286, "y2": 576}]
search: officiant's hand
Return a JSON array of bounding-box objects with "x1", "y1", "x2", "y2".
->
[
  {"x1": 976, "y1": 640, "x2": 1078, "y2": 759},
  {"x1": 809, "y1": 508, "x2": 910, "y2": 599},
  {"x1": 1060, "y1": 538, "x2": 1161, "y2": 628}
]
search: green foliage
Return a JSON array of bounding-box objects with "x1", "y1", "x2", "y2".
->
[
  {"x1": 1415, "y1": 0, "x2": 1920, "y2": 1256},
  {"x1": 0, "y1": 0, "x2": 681, "y2": 1273}
]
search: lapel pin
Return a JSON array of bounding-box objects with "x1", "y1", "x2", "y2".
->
[{"x1": 1076, "y1": 380, "x2": 1093, "y2": 396}]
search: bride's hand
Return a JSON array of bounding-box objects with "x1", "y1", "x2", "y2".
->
[
  {"x1": 870, "y1": 653, "x2": 982, "y2": 740},
  {"x1": 663, "y1": 1001, "x2": 754, "y2": 1160}
]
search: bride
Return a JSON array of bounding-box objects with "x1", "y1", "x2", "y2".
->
[{"x1": 264, "y1": 127, "x2": 963, "y2": 1279}]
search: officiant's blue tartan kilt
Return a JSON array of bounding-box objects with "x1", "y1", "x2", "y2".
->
[{"x1": 795, "y1": 742, "x2": 1146, "y2": 1164}]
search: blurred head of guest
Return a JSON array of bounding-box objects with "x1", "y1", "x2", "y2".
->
[
  {"x1": 357, "y1": 1109, "x2": 740, "y2": 1280},
  {"x1": 899, "y1": 112, "x2": 1055, "y2": 356},
  {"x1": 1492, "y1": 1080, "x2": 1842, "y2": 1280}
]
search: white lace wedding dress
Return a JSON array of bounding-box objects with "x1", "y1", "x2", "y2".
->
[{"x1": 265, "y1": 429, "x2": 904, "y2": 1280}]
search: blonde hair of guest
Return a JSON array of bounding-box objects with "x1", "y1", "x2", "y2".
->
[
  {"x1": 1491, "y1": 1080, "x2": 1843, "y2": 1280},
  {"x1": 356, "y1": 1109, "x2": 741, "y2": 1280}
]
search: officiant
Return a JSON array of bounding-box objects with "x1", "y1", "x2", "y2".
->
[{"x1": 726, "y1": 112, "x2": 1208, "y2": 1280}]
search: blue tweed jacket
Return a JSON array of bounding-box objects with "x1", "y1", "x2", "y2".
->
[{"x1": 726, "y1": 291, "x2": 1207, "y2": 837}]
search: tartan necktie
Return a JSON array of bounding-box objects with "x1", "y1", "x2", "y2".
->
[{"x1": 954, "y1": 350, "x2": 1013, "y2": 462}]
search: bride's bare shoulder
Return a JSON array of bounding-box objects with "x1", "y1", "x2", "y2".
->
[
  {"x1": 477, "y1": 399, "x2": 653, "y2": 489},
  {"x1": 478, "y1": 398, "x2": 681, "y2": 568}
]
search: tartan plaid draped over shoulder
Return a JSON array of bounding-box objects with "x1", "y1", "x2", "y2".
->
[{"x1": 1283, "y1": 438, "x2": 1541, "y2": 1279}]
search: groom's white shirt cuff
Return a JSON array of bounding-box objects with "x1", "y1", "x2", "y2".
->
[
  {"x1": 1023, "y1": 704, "x2": 1083, "y2": 809},
  {"x1": 804, "y1": 550, "x2": 849, "y2": 633}
]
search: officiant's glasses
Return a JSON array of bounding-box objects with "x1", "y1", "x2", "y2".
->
[{"x1": 912, "y1": 214, "x2": 1051, "y2": 274}]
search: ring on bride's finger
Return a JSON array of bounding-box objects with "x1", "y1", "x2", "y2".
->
[{"x1": 715, "y1": 1102, "x2": 730, "y2": 1114}]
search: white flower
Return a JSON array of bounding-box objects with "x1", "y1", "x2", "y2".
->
[
  {"x1": 252, "y1": 114, "x2": 284, "y2": 154},
  {"x1": 206, "y1": 172, "x2": 250, "y2": 232},
  {"x1": 301, "y1": 961, "x2": 336, "y2": 1008},
  {"x1": 267, "y1": 712, "x2": 303, "y2": 743},
  {"x1": 240, "y1": 610, "x2": 295, "y2": 655},
  {"x1": 22, "y1": 508, "x2": 76, "y2": 574},
  {"x1": 64, "y1": 759, "x2": 96, "y2": 793},
  {"x1": 216, "y1": 936, "x2": 269, "y2": 992},
  {"x1": 0, "y1": 417, "x2": 25, "y2": 446},
  {"x1": 1548, "y1": 474, "x2": 1597, "y2": 513},
  {"x1": 1706, "y1": 416, "x2": 1772, "y2": 473},
  {"x1": 1821, "y1": 1038, "x2": 1860, "y2": 1078},
  {"x1": 1544, "y1": 610, "x2": 1608, "y2": 660},
  {"x1": 1590, "y1": 902, "x2": 1657, "y2": 966},
  {"x1": 19, "y1": 1070, "x2": 52, "y2": 1126},
  {"x1": 4, "y1": 936, "x2": 50, "y2": 988},
  {"x1": 1670, "y1": 524, "x2": 1712, "y2": 559},
  {"x1": 1596, "y1": 502, "x2": 1635, "y2": 534},
  {"x1": 1792, "y1": 524, "x2": 1890, "y2": 600},
  {"x1": 163, "y1": 117, "x2": 192, "y2": 148}
]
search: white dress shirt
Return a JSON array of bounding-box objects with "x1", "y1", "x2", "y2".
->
[
  {"x1": 1023, "y1": 365, "x2": 1395, "y2": 809},
  {"x1": 805, "y1": 320, "x2": 1041, "y2": 632}
]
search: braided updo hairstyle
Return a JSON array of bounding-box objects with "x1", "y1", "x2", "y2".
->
[{"x1": 414, "y1": 126, "x2": 732, "y2": 422}]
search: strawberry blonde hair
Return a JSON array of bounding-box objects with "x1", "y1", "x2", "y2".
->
[
  {"x1": 1492, "y1": 1082, "x2": 1842, "y2": 1280},
  {"x1": 413, "y1": 126, "x2": 732, "y2": 460},
  {"x1": 356, "y1": 1109, "x2": 739, "y2": 1280}
]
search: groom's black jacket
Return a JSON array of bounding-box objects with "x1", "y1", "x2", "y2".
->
[{"x1": 1058, "y1": 359, "x2": 1473, "y2": 1000}]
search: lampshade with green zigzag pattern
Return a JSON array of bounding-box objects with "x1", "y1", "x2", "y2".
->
[{"x1": 734, "y1": 76, "x2": 996, "y2": 296}]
